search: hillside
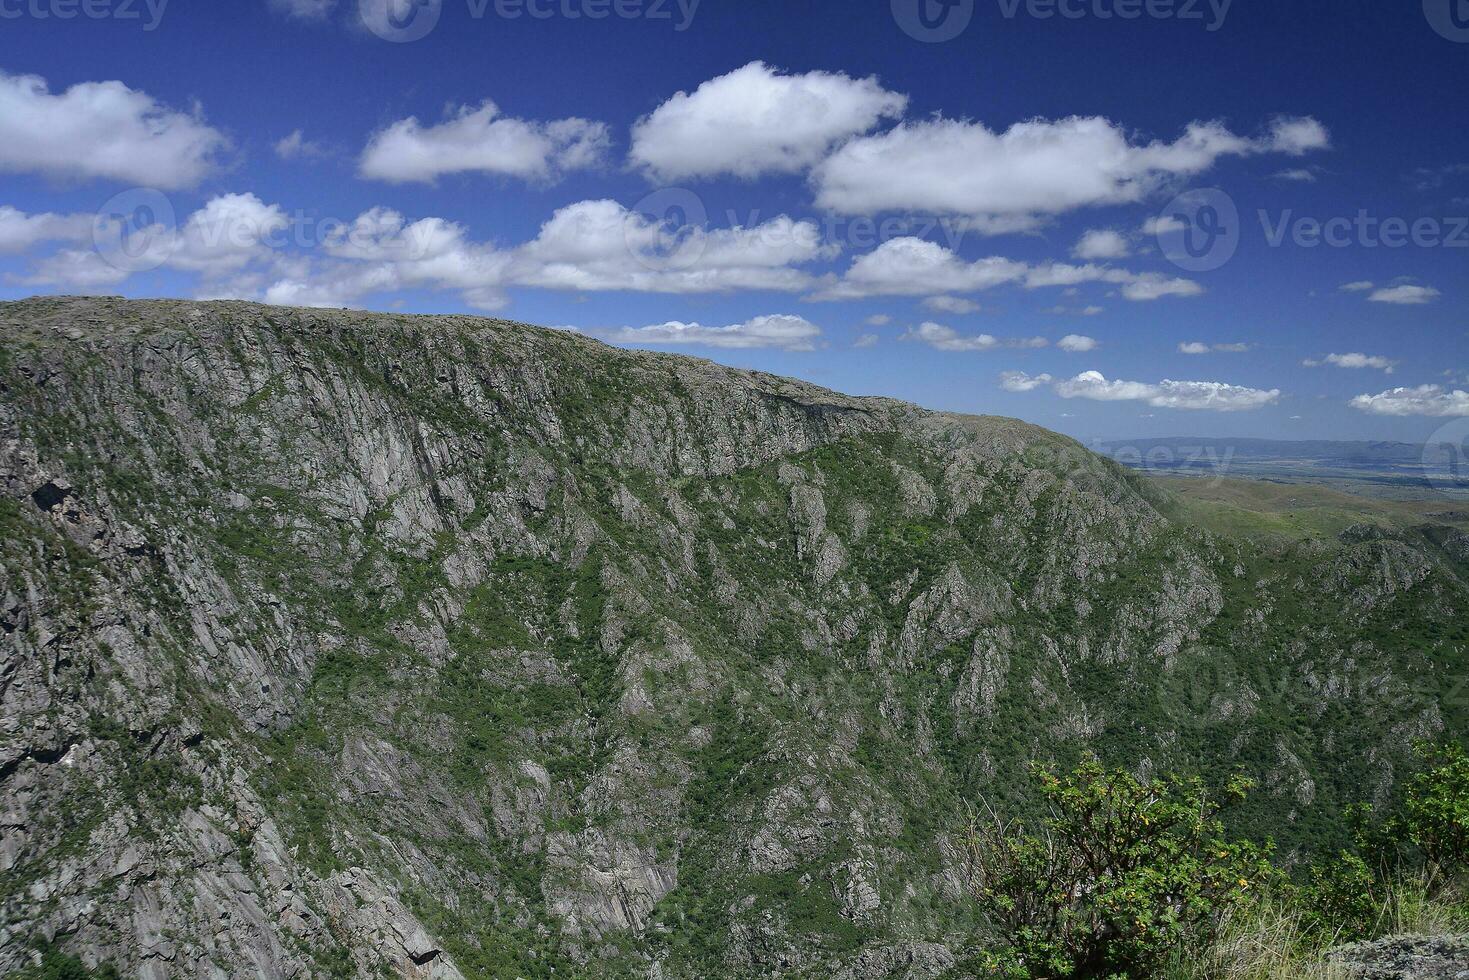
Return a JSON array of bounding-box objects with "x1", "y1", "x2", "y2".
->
[{"x1": 2, "y1": 297, "x2": 1467, "y2": 979}]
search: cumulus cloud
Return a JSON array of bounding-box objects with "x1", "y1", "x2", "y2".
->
[
  {"x1": 854, "y1": 333, "x2": 880, "y2": 348},
  {"x1": 812, "y1": 237, "x2": 1201, "y2": 302},
  {"x1": 1000, "y1": 370, "x2": 1053, "y2": 392},
  {"x1": 608, "y1": 314, "x2": 823, "y2": 351},
  {"x1": 0, "y1": 206, "x2": 92, "y2": 254},
  {"x1": 1180, "y1": 341, "x2": 1251, "y2": 354},
  {"x1": 1020, "y1": 370, "x2": 1281, "y2": 411},
  {"x1": 1369, "y1": 284, "x2": 1440, "y2": 305},
  {"x1": 270, "y1": 0, "x2": 336, "y2": 19},
  {"x1": 11, "y1": 190, "x2": 845, "y2": 310},
  {"x1": 1272, "y1": 168, "x2": 1317, "y2": 182},
  {"x1": 0, "y1": 70, "x2": 227, "y2": 188},
  {"x1": 1339, "y1": 280, "x2": 1375, "y2": 292},
  {"x1": 1073, "y1": 229, "x2": 1130, "y2": 260},
  {"x1": 903, "y1": 322, "x2": 1048, "y2": 352},
  {"x1": 360, "y1": 101, "x2": 611, "y2": 184},
  {"x1": 513, "y1": 198, "x2": 836, "y2": 294},
  {"x1": 1142, "y1": 215, "x2": 1186, "y2": 235},
  {"x1": 1057, "y1": 334, "x2": 1098, "y2": 352},
  {"x1": 1350, "y1": 385, "x2": 1469, "y2": 417},
  {"x1": 923, "y1": 295, "x2": 981, "y2": 314},
  {"x1": 904, "y1": 322, "x2": 1002, "y2": 352},
  {"x1": 1120, "y1": 273, "x2": 1206, "y2": 301},
  {"x1": 629, "y1": 62, "x2": 906, "y2": 181},
  {"x1": 1303, "y1": 352, "x2": 1397, "y2": 373},
  {"x1": 813, "y1": 114, "x2": 1329, "y2": 229},
  {"x1": 276, "y1": 129, "x2": 328, "y2": 160}
]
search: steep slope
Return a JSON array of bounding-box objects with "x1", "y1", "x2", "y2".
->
[{"x1": 2, "y1": 297, "x2": 1465, "y2": 978}]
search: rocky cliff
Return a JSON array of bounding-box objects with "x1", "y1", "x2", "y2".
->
[{"x1": 2, "y1": 297, "x2": 1466, "y2": 978}]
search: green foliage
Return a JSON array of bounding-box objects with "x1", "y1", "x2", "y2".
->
[
  {"x1": 966, "y1": 758, "x2": 1276, "y2": 979},
  {"x1": 1396, "y1": 742, "x2": 1469, "y2": 877},
  {"x1": 4, "y1": 951, "x2": 120, "y2": 980},
  {"x1": 1300, "y1": 850, "x2": 1379, "y2": 942}
]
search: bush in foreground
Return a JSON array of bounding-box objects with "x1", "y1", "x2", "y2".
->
[
  {"x1": 965, "y1": 744, "x2": 1469, "y2": 979},
  {"x1": 964, "y1": 758, "x2": 1276, "y2": 979}
]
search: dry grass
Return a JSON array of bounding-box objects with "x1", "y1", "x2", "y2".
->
[{"x1": 1168, "y1": 874, "x2": 1468, "y2": 980}]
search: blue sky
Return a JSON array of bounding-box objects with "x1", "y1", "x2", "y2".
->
[{"x1": 0, "y1": 0, "x2": 1465, "y2": 443}]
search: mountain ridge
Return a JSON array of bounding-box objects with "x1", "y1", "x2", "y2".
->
[{"x1": 2, "y1": 297, "x2": 1465, "y2": 978}]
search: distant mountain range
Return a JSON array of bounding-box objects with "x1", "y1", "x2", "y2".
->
[{"x1": 1094, "y1": 437, "x2": 1468, "y2": 493}]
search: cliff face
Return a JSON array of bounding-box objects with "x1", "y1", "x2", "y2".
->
[{"x1": 2, "y1": 297, "x2": 1465, "y2": 979}]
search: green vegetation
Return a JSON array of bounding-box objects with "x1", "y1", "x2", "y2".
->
[
  {"x1": 966, "y1": 759, "x2": 1274, "y2": 979},
  {"x1": 965, "y1": 749, "x2": 1469, "y2": 979},
  {"x1": 3, "y1": 951, "x2": 119, "y2": 980}
]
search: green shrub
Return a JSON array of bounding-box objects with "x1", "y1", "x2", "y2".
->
[
  {"x1": 1396, "y1": 742, "x2": 1469, "y2": 879},
  {"x1": 1300, "y1": 850, "x2": 1379, "y2": 942},
  {"x1": 965, "y1": 758, "x2": 1276, "y2": 979},
  {"x1": 6, "y1": 950, "x2": 120, "y2": 980}
]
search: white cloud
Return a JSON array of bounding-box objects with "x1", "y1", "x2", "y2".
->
[
  {"x1": 1180, "y1": 341, "x2": 1251, "y2": 354},
  {"x1": 1047, "y1": 304, "x2": 1104, "y2": 316},
  {"x1": 608, "y1": 314, "x2": 823, "y2": 351},
  {"x1": 513, "y1": 198, "x2": 835, "y2": 294},
  {"x1": 1040, "y1": 370, "x2": 1280, "y2": 411},
  {"x1": 864, "y1": 313, "x2": 892, "y2": 327},
  {"x1": 0, "y1": 206, "x2": 92, "y2": 254},
  {"x1": 13, "y1": 192, "x2": 845, "y2": 308},
  {"x1": 15, "y1": 248, "x2": 132, "y2": 290},
  {"x1": 904, "y1": 322, "x2": 1048, "y2": 352},
  {"x1": 629, "y1": 61, "x2": 906, "y2": 181},
  {"x1": 1000, "y1": 370, "x2": 1053, "y2": 392},
  {"x1": 905, "y1": 321, "x2": 1001, "y2": 352},
  {"x1": 1369, "y1": 284, "x2": 1440, "y2": 305},
  {"x1": 854, "y1": 333, "x2": 880, "y2": 348},
  {"x1": 1339, "y1": 280, "x2": 1375, "y2": 292},
  {"x1": 1304, "y1": 352, "x2": 1397, "y2": 373},
  {"x1": 813, "y1": 237, "x2": 1201, "y2": 302},
  {"x1": 360, "y1": 101, "x2": 611, "y2": 184},
  {"x1": 276, "y1": 129, "x2": 328, "y2": 160},
  {"x1": 1350, "y1": 385, "x2": 1469, "y2": 417},
  {"x1": 923, "y1": 295, "x2": 981, "y2": 314},
  {"x1": 1057, "y1": 334, "x2": 1098, "y2": 352},
  {"x1": 813, "y1": 114, "x2": 1329, "y2": 228},
  {"x1": 1272, "y1": 168, "x2": 1317, "y2": 182},
  {"x1": 1142, "y1": 215, "x2": 1186, "y2": 235},
  {"x1": 814, "y1": 237, "x2": 1026, "y2": 299},
  {"x1": 270, "y1": 0, "x2": 336, "y2": 19},
  {"x1": 0, "y1": 70, "x2": 227, "y2": 188},
  {"x1": 1073, "y1": 229, "x2": 1130, "y2": 260},
  {"x1": 1120, "y1": 272, "x2": 1206, "y2": 301}
]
